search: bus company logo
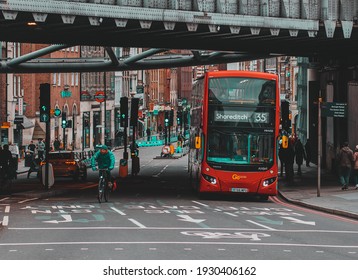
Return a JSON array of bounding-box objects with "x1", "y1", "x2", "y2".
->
[{"x1": 232, "y1": 174, "x2": 247, "y2": 180}]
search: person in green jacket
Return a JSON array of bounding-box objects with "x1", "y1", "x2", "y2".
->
[{"x1": 91, "y1": 145, "x2": 115, "y2": 181}]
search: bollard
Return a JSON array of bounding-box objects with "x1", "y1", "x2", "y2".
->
[{"x1": 119, "y1": 159, "x2": 128, "y2": 178}]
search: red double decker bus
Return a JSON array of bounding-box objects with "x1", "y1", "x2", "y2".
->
[{"x1": 188, "y1": 71, "x2": 279, "y2": 200}]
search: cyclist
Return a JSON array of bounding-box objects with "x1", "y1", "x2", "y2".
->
[{"x1": 91, "y1": 145, "x2": 115, "y2": 186}]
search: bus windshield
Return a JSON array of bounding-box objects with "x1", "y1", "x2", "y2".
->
[
  {"x1": 208, "y1": 77, "x2": 275, "y2": 105},
  {"x1": 206, "y1": 128, "x2": 274, "y2": 167}
]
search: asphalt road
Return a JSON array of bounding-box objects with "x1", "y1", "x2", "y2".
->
[{"x1": 1, "y1": 146, "x2": 358, "y2": 260}]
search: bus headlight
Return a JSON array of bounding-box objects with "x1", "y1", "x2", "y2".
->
[
  {"x1": 263, "y1": 177, "x2": 276, "y2": 187},
  {"x1": 202, "y1": 174, "x2": 217, "y2": 185}
]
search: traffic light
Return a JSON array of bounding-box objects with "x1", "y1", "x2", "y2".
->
[
  {"x1": 281, "y1": 100, "x2": 290, "y2": 132},
  {"x1": 54, "y1": 108, "x2": 61, "y2": 117},
  {"x1": 130, "y1": 98, "x2": 139, "y2": 127},
  {"x1": 120, "y1": 97, "x2": 128, "y2": 127},
  {"x1": 61, "y1": 112, "x2": 67, "y2": 128},
  {"x1": 164, "y1": 111, "x2": 169, "y2": 127},
  {"x1": 169, "y1": 109, "x2": 174, "y2": 126},
  {"x1": 66, "y1": 120, "x2": 72, "y2": 128},
  {"x1": 39, "y1": 83, "x2": 51, "y2": 123},
  {"x1": 177, "y1": 111, "x2": 182, "y2": 125}
]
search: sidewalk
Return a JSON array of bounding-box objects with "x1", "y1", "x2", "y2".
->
[{"x1": 278, "y1": 163, "x2": 358, "y2": 220}]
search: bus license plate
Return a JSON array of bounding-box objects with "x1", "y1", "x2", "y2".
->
[{"x1": 231, "y1": 188, "x2": 248, "y2": 193}]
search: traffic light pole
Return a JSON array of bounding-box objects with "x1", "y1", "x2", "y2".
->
[
  {"x1": 45, "y1": 120, "x2": 50, "y2": 189},
  {"x1": 123, "y1": 127, "x2": 128, "y2": 160},
  {"x1": 63, "y1": 126, "x2": 66, "y2": 150}
]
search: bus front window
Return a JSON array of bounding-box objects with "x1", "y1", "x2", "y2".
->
[{"x1": 207, "y1": 129, "x2": 274, "y2": 168}]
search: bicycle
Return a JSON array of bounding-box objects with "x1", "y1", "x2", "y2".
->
[{"x1": 97, "y1": 168, "x2": 111, "y2": 203}]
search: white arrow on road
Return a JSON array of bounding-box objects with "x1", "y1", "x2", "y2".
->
[
  {"x1": 281, "y1": 216, "x2": 316, "y2": 226},
  {"x1": 177, "y1": 215, "x2": 206, "y2": 224},
  {"x1": 43, "y1": 214, "x2": 73, "y2": 224}
]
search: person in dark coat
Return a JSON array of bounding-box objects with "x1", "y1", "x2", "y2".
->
[
  {"x1": 305, "y1": 139, "x2": 312, "y2": 167},
  {"x1": 146, "y1": 128, "x2": 151, "y2": 141},
  {"x1": 337, "y1": 141, "x2": 354, "y2": 190},
  {"x1": 295, "y1": 139, "x2": 306, "y2": 176},
  {"x1": 53, "y1": 138, "x2": 61, "y2": 151},
  {"x1": 284, "y1": 142, "x2": 295, "y2": 184},
  {"x1": 278, "y1": 141, "x2": 287, "y2": 177}
]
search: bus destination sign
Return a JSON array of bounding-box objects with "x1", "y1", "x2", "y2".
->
[{"x1": 214, "y1": 110, "x2": 269, "y2": 123}]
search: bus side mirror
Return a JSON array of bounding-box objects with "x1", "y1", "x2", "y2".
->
[{"x1": 195, "y1": 136, "x2": 201, "y2": 149}]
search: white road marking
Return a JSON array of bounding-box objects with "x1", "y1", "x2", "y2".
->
[
  {"x1": 18, "y1": 198, "x2": 39, "y2": 204},
  {"x1": 153, "y1": 165, "x2": 169, "y2": 177},
  {"x1": 128, "y1": 218, "x2": 146, "y2": 228},
  {"x1": 7, "y1": 227, "x2": 358, "y2": 234},
  {"x1": 45, "y1": 248, "x2": 54, "y2": 251},
  {"x1": 110, "y1": 207, "x2": 126, "y2": 216},
  {"x1": 43, "y1": 214, "x2": 73, "y2": 224},
  {"x1": 0, "y1": 241, "x2": 357, "y2": 249},
  {"x1": 224, "y1": 212, "x2": 238, "y2": 217},
  {"x1": 246, "y1": 220, "x2": 276, "y2": 231},
  {"x1": 0, "y1": 197, "x2": 10, "y2": 202},
  {"x1": 191, "y1": 201, "x2": 209, "y2": 207},
  {"x1": 177, "y1": 215, "x2": 206, "y2": 224},
  {"x1": 282, "y1": 216, "x2": 316, "y2": 226},
  {"x1": 5, "y1": 206, "x2": 10, "y2": 213},
  {"x1": 2, "y1": 216, "x2": 9, "y2": 226}
]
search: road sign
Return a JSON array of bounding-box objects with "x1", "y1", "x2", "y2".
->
[
  {"x1": 14, "y1": 116, "x2": 24, "y2": 124},
  {"x1": 321, "y1": 102, "x2": 347, "y2": 118},
  {"x1": 95, "y1": 91, "x2": 105, "y2": 103}
]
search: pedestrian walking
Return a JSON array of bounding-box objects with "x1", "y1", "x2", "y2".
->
[
  {"x1": 278, "y1": 140, "x2": 287, "y2": 177},
  {"x1": 353, "y1": 145, "x2": 358, "y2": 190},
  {"x1": 295, "y1": 139, "x2": 306, "y2": 176},
  {"x1": 37, "y1": 138, "x2": 45, "y2": 160},
  {"x1": 284, "y1": 142, "x2": 295, "y2": 184},
  {"x1": 53, "y1": 138, "x2": 61, "y2": 151},
  {"x1": 337, "y1": 141, "x2": 353, "y2": 190},
  {"x1": 28, "y1": 140, "x2": 36, "y2": 153},
  {"x1": 305, "y1": 139, "x2": 312, "y2": 167},
  {"x1": 146, "y1": 128, "x2": 151, "y2": 141}
]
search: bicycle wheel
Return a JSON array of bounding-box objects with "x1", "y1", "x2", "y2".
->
[
  {"x1": 104, "y1": 179, "x2": 110, "y2": 202},
  {"x1": 97, "y1": 177, "x2": 105, "y2": 203}
]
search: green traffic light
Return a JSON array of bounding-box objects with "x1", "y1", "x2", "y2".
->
[
  {"x1": 41, "y1": 105, "x2": 47, "y2": 111},
  {"x1": 54, "y1": 108, "x2": 61, "y2": 117}
]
